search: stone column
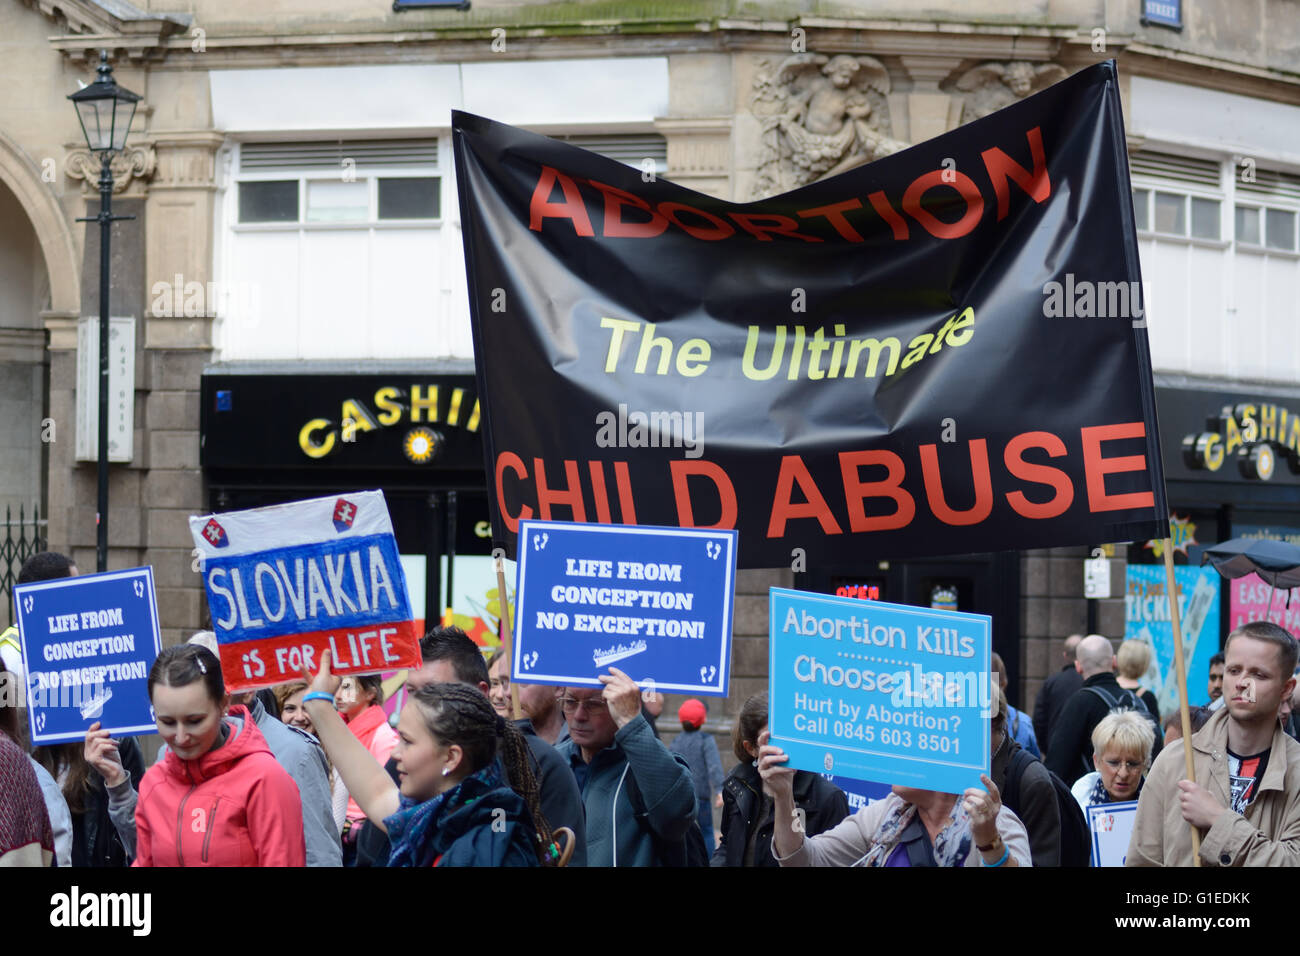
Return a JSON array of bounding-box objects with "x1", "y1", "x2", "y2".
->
[
  {"x1": 142, "y1": 131, "x2": 222, "y2": 648},
  {"x1": 52, "y1": 149, "x2": 151, "y2": 576},
  {"x1": 661, "y1": 54, "x2": 734, "y2": 200},
  {"x1": 890, "y1": 54, "x2": 965, "y2": 143}
]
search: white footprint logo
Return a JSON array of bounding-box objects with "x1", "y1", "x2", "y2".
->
[{"x1": 705, "y1": 541, "x2": 721, "y2": 559}]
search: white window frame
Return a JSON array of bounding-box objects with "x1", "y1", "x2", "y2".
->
[
  {"x1": 1130, "y1": 153, "x2": 1229, "y2": 251},
  {"x1": 229, "y1": 144, "x2": 446, "y2": 234},
  {"x1": 1131, "y1": 146, "x2": 1300, "y2": 260},
  {"x1": 1234, "y1": 199, "x2": 1300, "y2": 259}
]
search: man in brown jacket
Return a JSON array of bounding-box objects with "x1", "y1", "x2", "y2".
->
[{"x1": 1127, "y1": 621, "x2": 1300, "y2": 867}]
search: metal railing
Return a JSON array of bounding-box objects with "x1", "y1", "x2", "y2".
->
[{"x1": 1, "y1": 505, "x2": 48, "y2": 627}]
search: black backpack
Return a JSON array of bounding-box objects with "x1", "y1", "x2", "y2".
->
[
  {"x1": 1002, "y1": 747, "x2": 1090, "y2": 867},
  {"x1": 625, "y1": 768, "x2": 710, "y2": 867}
]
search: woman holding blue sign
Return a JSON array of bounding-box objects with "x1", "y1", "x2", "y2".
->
[
  {"x1": 761, "y1": 735, "x2": 1031, "y2": 867},
  {"x1": 302, "y1": 651, "x2": 556, "y2": 867}
]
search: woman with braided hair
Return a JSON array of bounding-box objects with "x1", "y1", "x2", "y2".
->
[{"x1": 303, "y1": 651, "x2": 554, "y2": 866}]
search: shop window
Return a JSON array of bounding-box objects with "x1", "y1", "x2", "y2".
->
[
  {"x1": 1130, "y1": 151, "x2": 1222, "y2": 241},
  {"x1": 238, "y1": 180, "x2": 298, "y2": 222},
  {"x1": 306, "y1": 180, "x2": 369, "y2": 222},
  {"x1": 1190, "y1": 197, "x2": 1220, "y2": 239},
  {"x1": 1236, "y1": 166, "x2": 1300, "y2": 252},
  {"x1": 378, "y1": 177, "x2": 440, "y2": 220},
  {"x1": 1265, "y1": 208, "x2": 1297, "y2": 251},
  {"x1": 237, "y1": 139, "x2": 443, "y2": 226},
  {"x1": 1235, "y1": 205, "x2": 1260, "y2": 245},
  {"x1": 1132, "y1": 188, "x2": 1149, "y2": 230}
]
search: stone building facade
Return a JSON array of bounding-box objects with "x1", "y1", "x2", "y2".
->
[{"x1": 2, "y1": 0, "x2": 1298, "y2": 768}]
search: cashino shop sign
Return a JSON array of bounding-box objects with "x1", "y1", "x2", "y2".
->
[
  {"x1": 1159, "y1": 387, "x2": 1300, "y2": 484},
  {"x1": 200, "y1": 373, "x2": 485, "y2": 471}
]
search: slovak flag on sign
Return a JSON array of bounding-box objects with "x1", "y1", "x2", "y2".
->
[
  {"x1": 333, "y1": 498, "x2": 357, "y2": 532},
  {"x1": 202, "y1": 518, "x2": 229, "y2": 548}
]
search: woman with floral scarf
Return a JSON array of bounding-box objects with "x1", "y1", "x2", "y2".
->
[
  {"x1": 759, "y1": 732, "x2": 1032, "y2": 867},
  {"x1": 304, "y1": 651, "x2": 556, "y2": 867}
]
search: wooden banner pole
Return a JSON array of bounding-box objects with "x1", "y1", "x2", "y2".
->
[
  {"x1": 1162, "y1": 540, "x2": 1201, "y2": 866},
  {"x1": 496, "y1": 554, "x2": 520, "y2": 720}
]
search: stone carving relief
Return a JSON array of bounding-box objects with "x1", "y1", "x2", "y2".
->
[
  {"x1": 65, "y1": 144, "x2": 157, "y2": 195},
  {"x1": 953, "y1": 61, "x2": 1068, "y2": 123},
  {"x1": 751, "y1": 53, "x2": 908, "y2": 199}
]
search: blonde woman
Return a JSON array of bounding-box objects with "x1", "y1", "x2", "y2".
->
[
  {"x1": 1070, "y1": 711, "x2": 1156, "y2": 811},
  {"x1": 1116, "y1": 640, "x2": 1160, "y2": 725}
]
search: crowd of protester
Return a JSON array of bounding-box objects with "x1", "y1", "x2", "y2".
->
[{"x1": 3, "y1": 550, "x2": 1300, "y2": 868}]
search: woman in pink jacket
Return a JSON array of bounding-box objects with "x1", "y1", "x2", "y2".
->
[
  {"x1": 134, "y1": 644, "x2": 305, "y2": 867},
  {"x1": 336, "y1": 674, "x2": 397, "y2": 864}
]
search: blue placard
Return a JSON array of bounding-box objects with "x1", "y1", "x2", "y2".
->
[
  {"x1": 1142, "y1": 0, "x2": 1181, "y2": 28},
  {"x1": 825, "y1": 774, "x2": 891, "y2": 813},
  {"x1": 513, "y1": 520, "x2": 738, "y2": 695},
  {"x1": 769, "y1": 588, "x2": 991, "y2": 795},
  {"x1": 14, "y1": 567, "x2": 163, "y2": 744},
  {"x1": 1087, "y1": 800, "x2": 1139, "y2": 867}
]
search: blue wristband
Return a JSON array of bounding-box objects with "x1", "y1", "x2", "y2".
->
[
  {"x1": 303, "y1": 692, "x2": 335, "y2": 704},
  {"x1": 985, "y1": 843, "x2": 1010, "y2": 868}
]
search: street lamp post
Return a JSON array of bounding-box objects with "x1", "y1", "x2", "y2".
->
[{"x1": 69, "y1": 51, "x2": 140, "y2": 573}]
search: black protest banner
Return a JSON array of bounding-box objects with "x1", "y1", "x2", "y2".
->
[{"x1": 453, "y1": 60, "x2": 1167, "y2": 568}]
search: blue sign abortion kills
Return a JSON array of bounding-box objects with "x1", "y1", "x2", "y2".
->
[
  {"x1": 15, "y1": 567, "x2": 163, "y2": 744},
  {"x1": 513, "y1": 520, "x2": 737, "y2": 695},
  {"x1": 769, "y1": 587, "x2": 991, "y2": 795}
]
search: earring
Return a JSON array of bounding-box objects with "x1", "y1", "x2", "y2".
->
[{"x1": 442, "y1": 767, "x2": 450, "y2": 776}]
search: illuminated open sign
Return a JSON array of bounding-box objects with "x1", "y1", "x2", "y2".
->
[{"x1": 834, "y1": 584, "x2": 880, "y2": 601}]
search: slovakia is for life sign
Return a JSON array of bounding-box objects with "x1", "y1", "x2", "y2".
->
[
  {"x1": 769, "y1": 588, "x2": 991, "y2": 795},
  {"x1": 15, "y1": 567, "x2": 163, "y2": 744},
  {"x1": 513, "y1": 520, "x2": 737, "y2": 695},
  {"x1": 190, "y1": 490, "x2": 421, "y2": 691}
]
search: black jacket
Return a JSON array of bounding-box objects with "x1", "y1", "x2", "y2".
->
[
  {"x1": 710, "y1": 762, "x2": 849, "y2": 867},
  {"x1": 1033, "y1": 664, "x2": 1082, "y2": 764},
  {"x1": 1046, "y1": 672, "x2": 1161, "y2": 785},
  {"x1": 73, "y1": 737, "x2": 145, "y2": 867},
  {"x1": 991, "y1": 735, "x2": 1061, "y2": 867}
]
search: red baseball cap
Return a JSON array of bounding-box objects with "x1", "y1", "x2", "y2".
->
[{"x1": 678, "y1": 698, "x2": 707, "y2": 729}]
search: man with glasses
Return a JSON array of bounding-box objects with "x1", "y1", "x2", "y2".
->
[{"x1": 556, "y1": 667, "x2": 696, "y2": 866}]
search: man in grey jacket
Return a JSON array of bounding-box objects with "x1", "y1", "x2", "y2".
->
[
  {"x1": 101, "y1": 690, "x2": 341, "y2": 867},
  {"x1": 556, "y1": 667, "x2": 696, "y2": 866}
]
